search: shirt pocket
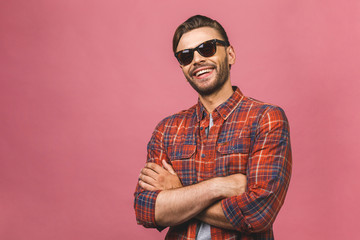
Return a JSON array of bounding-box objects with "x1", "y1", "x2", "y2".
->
[
  {"x1": 167, "y1": 144, "x2": 196, "y2": 186},
  {"x1": 216, "y1": 138, "x2": 251, "y2": 176}
]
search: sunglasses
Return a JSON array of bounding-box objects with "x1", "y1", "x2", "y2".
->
[{"x1": 175, "y1": 39, "x2": 229, "y2": 66}]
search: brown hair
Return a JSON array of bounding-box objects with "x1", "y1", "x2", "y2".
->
[{"x1": 172, "y1": 15, "x2": 230, "y2": 53}]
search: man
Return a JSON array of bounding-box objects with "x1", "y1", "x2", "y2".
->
[{"x1": 134, "y1": 15, "x2": 292, "y2": 240}]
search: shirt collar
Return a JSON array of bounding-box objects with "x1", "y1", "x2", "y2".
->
[{"x1": 196, "y1": 86, "x2": 244, "y2": 122}]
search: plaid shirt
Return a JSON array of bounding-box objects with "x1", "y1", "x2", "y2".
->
[{"x1": 134, "y1": 87, "x2": 292, "y2": 240}]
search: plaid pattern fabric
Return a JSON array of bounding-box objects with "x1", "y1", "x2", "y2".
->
[{"x1": 134, "y1": 87, "x2": 292, "y2": 240}]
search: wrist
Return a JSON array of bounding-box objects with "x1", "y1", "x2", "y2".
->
[{"x1": 207, "y1": 177, "x2": 227, "y2": 200}]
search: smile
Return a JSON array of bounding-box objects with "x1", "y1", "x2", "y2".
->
[
  {"x1": 192, "y1": 67, "x2": 215, "y2": 79},
  {"x1": 195, "y1": 69, "x2": 212, "y2": 77}
]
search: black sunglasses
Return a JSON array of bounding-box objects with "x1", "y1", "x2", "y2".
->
[{"x1": 175, "y1": 39, "x2": 229, "y2": 66}]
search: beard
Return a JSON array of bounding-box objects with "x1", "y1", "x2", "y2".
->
[{"x1": 185, "y1": 56, "x2": 230, "y2": 97}]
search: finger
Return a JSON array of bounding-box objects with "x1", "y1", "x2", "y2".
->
[
  {"x1": 139, "y1": 173, "x2": 158, "y2": 187},
  {"x1": 162, "y1": 160, "x2": 176, "y2": 175},
  {"x1": 145, "y1": 162, "x2": 165, "y2": 174},
  {"x1": 141, "y1": 167, "x2": 159, "y2": 180},
  {"x1": 139, "y1": 180, "x2": 157, "y2": 191}
]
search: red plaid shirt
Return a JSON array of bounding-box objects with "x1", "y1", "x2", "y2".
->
[{"x1": 134, "y1": 87, "x2": 292, "y2": 239}]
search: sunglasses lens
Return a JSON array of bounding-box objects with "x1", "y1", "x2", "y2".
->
[
  {"x1": 178, "y1": 49, "x2": 193, "y2": 66},
  {"x1": 198, "y1": 41, "x2": 216, "y2": 57},
  {"x1": 176, "y1": 40, "x2": 221, "y2": 65}
]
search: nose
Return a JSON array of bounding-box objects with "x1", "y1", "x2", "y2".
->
[{"x1": 192, "y1": 50, "x2": 206, "y2": 65}]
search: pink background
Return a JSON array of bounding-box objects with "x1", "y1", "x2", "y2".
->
[{"x1": 1, "y1": 0, "x2": 359, "y2": 239}]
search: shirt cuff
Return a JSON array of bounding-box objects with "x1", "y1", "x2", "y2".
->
[
  {"x1": 221, "y1": 196, "x2": 252, "y2": 232},
  {"x1": 135, "y1": 190, "x2": 165, "y2": 231}
]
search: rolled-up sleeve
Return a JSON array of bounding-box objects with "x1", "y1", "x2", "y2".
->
[
  {"x1": 221, "y1": 106, "x2": 292, "y2": 233},
  {"x1": 134, "y1": 119, "x2": 169, "y2": 230}
]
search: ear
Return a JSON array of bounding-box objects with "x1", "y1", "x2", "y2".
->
[{"x1": 227, "y1": 45, "x2": 236, "y2": 65}]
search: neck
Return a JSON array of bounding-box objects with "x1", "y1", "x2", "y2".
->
[{"x1": 199, "y1": 81, "x2": 234, "y2": 113}]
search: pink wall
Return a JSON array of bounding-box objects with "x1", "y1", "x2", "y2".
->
[{"x1": 1, "y1": 0, "x2": 359, "y2": 239}]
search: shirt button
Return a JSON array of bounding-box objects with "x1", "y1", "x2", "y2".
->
[{"x1": 201, "y1": 154, "x2": 206, "y2": 158}]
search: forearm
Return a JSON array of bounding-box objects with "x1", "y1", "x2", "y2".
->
[
  {"x1": 155, "y1": 178, "x2": 224, "y2": 226},
  {"x1": 138, "y1": 159, "x2": 247, "y2": 228},
  {"x1": 196, "y1": 201, "x2": 235, "y2": 230}
]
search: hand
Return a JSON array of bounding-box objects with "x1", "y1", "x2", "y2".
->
[
  {"x1": 216, "y1": 173, "x2": 247, "y2": 198},
  {"x1": 139, "y1": 160, "x2": 183, "y2": 191}
]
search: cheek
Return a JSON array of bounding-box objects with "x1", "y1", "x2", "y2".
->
[{"x1": 182, "y1": 67, "x2": 191, "y2": 77}]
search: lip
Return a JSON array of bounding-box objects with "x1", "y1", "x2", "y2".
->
[{"x1": 191, "y1": 65, "x2": 216, "y2": 77}]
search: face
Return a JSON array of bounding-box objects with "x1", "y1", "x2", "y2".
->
[{"x1": 176, "y1": 27, "x2": 235, "y2": 96}]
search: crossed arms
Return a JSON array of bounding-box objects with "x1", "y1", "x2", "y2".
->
[
  {"x1": 134, "y1": 106, "x2": 292, "y2": 233},
  {"x1": 139, "y1": 160, "x2": 247, "y2": 229}
]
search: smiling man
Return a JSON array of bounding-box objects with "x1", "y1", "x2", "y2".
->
[{"x1": 134, "y1": 15, "x2": 292, "y2": 240}]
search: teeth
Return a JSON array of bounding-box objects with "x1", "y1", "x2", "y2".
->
[{"x1": 195, "y1": 69, "x2": 212, "y2": 77}]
